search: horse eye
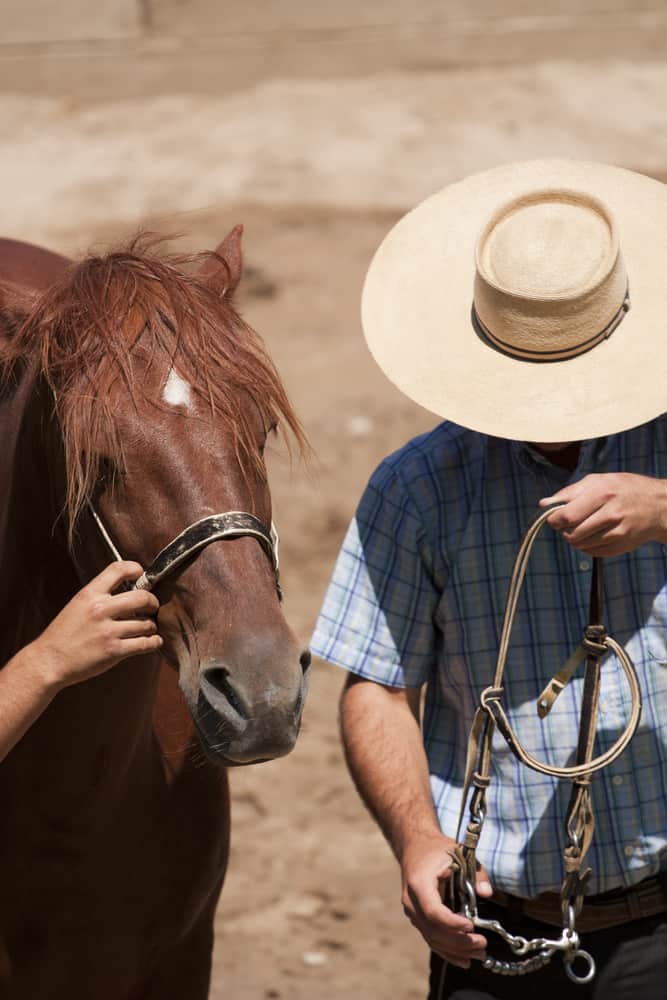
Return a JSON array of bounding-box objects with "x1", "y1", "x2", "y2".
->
[
  {"x1": 96, "y1": 456, "x2": 118, "y2": 487},
  {"x1": 260, "y1": 422, "x2": 278, "y2": 456}
]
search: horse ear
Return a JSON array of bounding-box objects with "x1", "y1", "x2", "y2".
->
[{"x1": 200, "y1": 224, "x2": 244, "y2": 297}]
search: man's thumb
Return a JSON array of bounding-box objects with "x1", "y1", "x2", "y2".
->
[{"x1": 476, "y1": 866, "x2": 493, "y2": 898}]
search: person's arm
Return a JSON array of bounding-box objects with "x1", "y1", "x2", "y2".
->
[
  {"x1": 0, "y1": 561, "x2": 161, "y2": 763},
  {"x1": 340, "y1": 673, "x2": 491, "y2": 969},
  {"x1": 541, "y1": 472, "x2": 667, "y2": 556}
]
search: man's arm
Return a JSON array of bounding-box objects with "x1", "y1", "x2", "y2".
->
[
  {"x1": 340, "y1": 673, "x2": 491, "y2": 968},
  {"x1": 0, "y1": 561, "x2": 161, "y2": 763}
]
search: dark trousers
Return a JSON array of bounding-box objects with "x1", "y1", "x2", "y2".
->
[{"x1": 428, "y1": 902, "x2": 667, "y2": 1000}]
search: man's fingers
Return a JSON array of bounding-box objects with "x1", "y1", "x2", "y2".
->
[
  {"x1": 559, "y1": 507, "x2": 609, "y2": 541},
  {"x1": 475, "y1": 873, "x2": 493, "y2": 898},
  {"x1": 407, "y1": 884, "x2": 473, "y2": 934},
  {"x1": 539, "y1": 481, "x2": 585, "y2": 507},
  {"x1": 428, "y1": 931, "x2": 487, "y2": 966},
  {"x1": 408, "y1": 912, "x2": 486, "y2": 965},
  {"x1": 115, "y1": 618, "x2": 159, "y2": 640},
  {"x1": 88, "y1": 561, "x2": 146, "y2": 595},
  {"x1": 544, "y1": 493, "x2": 606, "y2": 534},
  {"x1": 118, "y1": 635, "x2": 163, "y2": 658},
  {"x1": 438, "y1": 933, "x2": 487, "y2": 955},
  {"x1": 577, "y1": 540, "x2": 625, "y2": 558},
  {"x1": 107, "y1": 588, "x2": 160, "y2": 619},
  {"x1": 404, "y1": 882, "x2": 487, "y2": 967}
]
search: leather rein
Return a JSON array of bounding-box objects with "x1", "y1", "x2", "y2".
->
[{"x1": 449, "y1": 503, "x2": 642, "y2": 984}]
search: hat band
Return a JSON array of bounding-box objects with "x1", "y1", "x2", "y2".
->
[{"x1": 473, "y1": 290, "x2": 631, "y2": 363}]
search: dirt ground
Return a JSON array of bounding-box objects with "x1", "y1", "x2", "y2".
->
[{"x1": 4, "y1": 3, "x2": 667, "y2": 997}]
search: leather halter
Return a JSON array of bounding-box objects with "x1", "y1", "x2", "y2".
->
[
  {"x1": 87, "y1": 501, "x2": 282, "y2": 599},
  {"x1": 449, "y1": 503, "x2": 642, "y2": 984}
]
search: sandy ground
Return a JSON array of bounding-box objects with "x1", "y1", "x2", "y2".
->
[{"x1": 3, "y1": 3, "x2": 667, "y2": 997}]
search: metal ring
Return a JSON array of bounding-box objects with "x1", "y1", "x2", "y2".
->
[
  {"x1": 566, "y1": 825, "x2": 581, "y2": 854},
  {"x1": 463, "y1": 878, "x2": 478, "y2": 915},
  {"x1": 471, "y1": 801, "x2": 486, "y2": 824},
  {"x1": 564, "y1": 949, "x2": 596, "y2": 985}
]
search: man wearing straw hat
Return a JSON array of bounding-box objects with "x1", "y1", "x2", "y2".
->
[{"x1": 312, "y1": 161, "x2": 667, "y2": 998}]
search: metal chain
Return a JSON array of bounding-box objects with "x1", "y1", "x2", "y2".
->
[{"x1": 461, "y1": 880, "x2": 596, "y2": 983}]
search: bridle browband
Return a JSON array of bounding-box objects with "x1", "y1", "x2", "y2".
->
[
  {"x1": 87, "y1": 501, "x2": 282, "y2": 599},
  {"x1": 449, "y1": 503, "x2": 642, "y2": 984}
]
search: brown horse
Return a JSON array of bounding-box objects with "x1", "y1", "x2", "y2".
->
[{"x1": 0, "y1": 232, "x2": 310, "y2": 998}]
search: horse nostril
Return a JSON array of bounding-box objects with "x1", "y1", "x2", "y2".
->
[
  {"x1": 300, "y1": 650, "x2": 312, "y2": 674},
  {"x1": 202, "y1": 667, "x2": 247, "y2": 719}
]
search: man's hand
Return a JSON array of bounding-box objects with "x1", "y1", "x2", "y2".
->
[
  {"x1": 400, "y1": 833, "x2": 491, "y2": 969},
  {"x1": 0, "y1": 562, "x2": 163, "y2": 763},
  {"x1": 540, "y1": 473, "x2": 667, "y2": 557},
  {"x1": 30, "y1": 561, "x2": 162, "y2": 690}
]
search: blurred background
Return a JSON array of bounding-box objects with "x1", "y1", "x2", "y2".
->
[{"x1": 3, "y1": 2, "x2": 667, "y2": 997}]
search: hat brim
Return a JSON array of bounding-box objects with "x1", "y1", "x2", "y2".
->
[{"x1": 361, "y1": 159, "x2": 667, "y2": 442}]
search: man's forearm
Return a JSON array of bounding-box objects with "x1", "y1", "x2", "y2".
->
[
  {"x1": 339, "y1": 675, "x2": 444, "y2": 862},
  {"x1": 0, "y1": 645, "x2": 61, "y2": 763},
  {"x1": 339, "y1": 674, "x2": 490, "y2": 966}
]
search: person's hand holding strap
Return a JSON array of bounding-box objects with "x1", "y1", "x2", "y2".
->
[
  {"x1": 401, "y1": 832, "x2": 492, "y2": 969},
  {"x1": 0, "y1": 562, "x2": 162, "y2": 763},
  {"x1": 541, "y1": 473, "x2": 667, "y2": 557},
  {"x1": 31, "y1": 560, "x2": 162, "y2": 689}
]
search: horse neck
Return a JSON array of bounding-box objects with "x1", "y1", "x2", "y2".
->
[
  {"x1": 0, "y1": 365, "x2": 162, "y2": 794},
  {"x1": 0, "y1": 366, "x2": 66, "y2": 650}
]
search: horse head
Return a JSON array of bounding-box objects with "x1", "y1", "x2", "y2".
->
[{"x1": 10, "y1": 230, "x2": 310, "y2": 765}]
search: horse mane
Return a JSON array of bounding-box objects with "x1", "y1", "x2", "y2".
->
[
  {"x1": 0, "y1": 235, "x2": 305, "y2": 531},
  {"x1": 0, "y1": 278, "x2": 36, "y2": 342}
]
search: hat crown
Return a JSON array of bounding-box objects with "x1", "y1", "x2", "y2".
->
[
  {"x1": 480, "y1": 193, "x2": 614, "y2": 299},
  {"x1": 473, "y1": 188, "x2": 628, "y2": 361}
]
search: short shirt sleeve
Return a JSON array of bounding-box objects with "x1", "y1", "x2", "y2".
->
[{"x1": 311, "y1": 460, "x2": 442, "y2": 688}]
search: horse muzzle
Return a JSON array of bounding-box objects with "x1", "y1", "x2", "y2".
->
[{"x1": 193, "y1": 651, "x2": 310, "y2": 765}]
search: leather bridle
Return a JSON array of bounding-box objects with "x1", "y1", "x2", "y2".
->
[
  {"x1": 449, "y1": 503, "x2": 642, "y2": 984},
  {"x1": 87, "y1": 500, "x2": 282, "y2": 598}
]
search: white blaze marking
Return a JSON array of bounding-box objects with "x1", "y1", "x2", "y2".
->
[{"x1": 162, "y1": 367, "x2": 192, "y2": 409}]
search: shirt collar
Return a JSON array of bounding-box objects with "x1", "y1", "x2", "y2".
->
[{"x1": 511, "y1": 436, "x2": 610, "y2": 479}]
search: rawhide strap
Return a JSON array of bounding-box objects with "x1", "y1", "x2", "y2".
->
[{"x1": 450, "y1": 503, "x2": 642, "y2": 984}]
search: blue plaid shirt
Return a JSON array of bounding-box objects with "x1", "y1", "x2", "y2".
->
[{"x1": 312, "y1": 417, "x2": 667, "y2": 897}]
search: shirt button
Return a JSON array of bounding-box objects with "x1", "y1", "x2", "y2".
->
[
  {"x1": 579, "y1": 560, "x2": 591, "y2": 571},
  {"x1": 612, "y1": 775, "x2": 623, "y2": 787},
  {"x1": 623, "y1": 845, "x2": 634, "y2": 858}
]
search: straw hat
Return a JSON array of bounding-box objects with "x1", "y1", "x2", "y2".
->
[{"x1": 361, "y1": 160, "x2": 667, "y2": 442}]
